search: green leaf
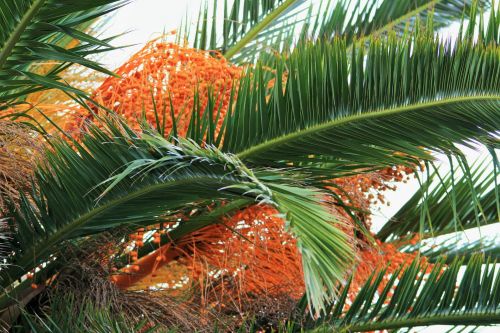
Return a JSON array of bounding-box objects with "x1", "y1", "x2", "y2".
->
[
  {"x1": 18, "y1": 294, "x2": 162, "y2": 333},
  {"x1": 0, "y1": 119, "x2": 353, "y2": 316},
  {"x1": 0, "y1": 120, "x2": 275, "y2": 292},
  {"x1": 305, "y1": 0, "x2": 491, "y2": 45},
  {"x1": 188, "y1": 0, "x2": 490, "y2": 63},
  {"x1": 269, "y1": 183, "x2": 353, "y2": 313},
  {"x1": 189, "y1": 32, "x2": 500, "y2": 177},
  {"x1": 0, "y1": 0, "x2": 127, "y2": 107},
  {"x1": 378, "y1": 155, "x2": 499, "y2": 241},
  {"x1": 187, "y1": 0, "x2": 302, "y2": 60},
  {"x1": 404, "y1": 231, "x2": 500, "y2": 263},
  {"x1": 303, "y1": 255, "x2": 500, "y2": 332}
]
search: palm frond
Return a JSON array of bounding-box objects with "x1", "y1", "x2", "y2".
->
[
  {"x1": 186, "y1": 0, "x2": 304, "y2": 60},
  {"x1": 304, "y1": 0, "x2": 490, "y2": 45},
  {"x1": 300, "y1": 255, "x2": 500, "y2": 332},
  {"x1": 0, "y1": 0, "x2": 127, "y2": 108},
  {"x1": 377, "y1": 156, "x2": 499, "y2": 241},
  {"x1": 182, "y1": 29, "x2": 500, "y2": 179},
  {"x1": 0, "y1": 119, "x2": 274, "y2": 290},
  {"x1": 188, "y1": 0, "x2": 490, "y2": 63},
  {"x1": 0, "y1": 118, "x2": 352, "y2": 314},
  {"x1": 267, "y1": 182, "x2": 353, "y2": 313},
  {"x1": 403, "y1": 232, "x2": 500, "y2": 263},
  {"x1": 114, "y1": 166, "x2": 353, "y2": 313}
]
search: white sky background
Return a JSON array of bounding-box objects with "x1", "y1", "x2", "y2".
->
[{"x1": 99, "y1": 1, "x2": 499, "y2": 332}]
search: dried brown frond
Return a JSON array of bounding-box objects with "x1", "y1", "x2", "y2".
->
[
  {"x1": 41, "y1": 234, "x2": 213, "y2": 333},
  {"x1": 0, "y1": 120, "x2": 42, "y2": 210}
]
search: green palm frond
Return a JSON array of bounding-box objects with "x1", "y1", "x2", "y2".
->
[
  {"x1": 104, "y1": 134, "x2": 352, "y2": 313},
  {"x1": 0, "y1": 118, "x2": 352, "y2": 314},
  {"x1": 187, "y1": 0, "x2": 303, "y2": 59},
  {"x1": 268, "y1": 182, "x2": 352, "y2": 312},
  {"x1": 0, "y1": 120, "x2": 274, "y2": 291},
  {"x1": 0, "y1": 0, "x2": 127, "y2": 108},
  {"x1": 182, "y1": 29, "x2": 500, "y2": 179},
  {"x1": 299, "y1": 255, "x2": 500, "y2": 332},
  {"x1": 404, "y1": 233, "x2": 500, "y2": 263},
  {"x1": 304, "y1": 0, "x2": 490, "y2": 45},
  {"x1": 462, "y1": 0, "x2": 500, "y2": 46},
  {"x1": 377, "y1": 156, "x2": 499, "y2": 241},
  {"x1": 188, "y1": 0, "x2": 490, "y2": 63}
]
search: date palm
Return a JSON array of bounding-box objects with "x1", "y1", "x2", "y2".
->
[{"x1": 0, "y1": 0, "x2": 499, "y2": 332}]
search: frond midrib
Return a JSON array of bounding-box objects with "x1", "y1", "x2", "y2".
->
[
  {"x1": 236, "y1": 95, "x2": 500, "y2": 160},
  {"x1": 337, "y1": 310, "x2": 500, "y2": 332},
  {"x1": 0, "y1": 0, "x2": 46, "y2": 68}
]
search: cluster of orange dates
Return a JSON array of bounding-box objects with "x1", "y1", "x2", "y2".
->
[{"x1": 64, "y1": 36, "x2": 240, "y2": 136}]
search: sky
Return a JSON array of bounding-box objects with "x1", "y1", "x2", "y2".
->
[{"x1": 98, "y1": 2, "x2": 499, "y2": 332}]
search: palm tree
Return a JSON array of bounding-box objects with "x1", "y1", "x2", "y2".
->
[{"x1": 0, "y1": 0, "x2": 499, "y2": 331}]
